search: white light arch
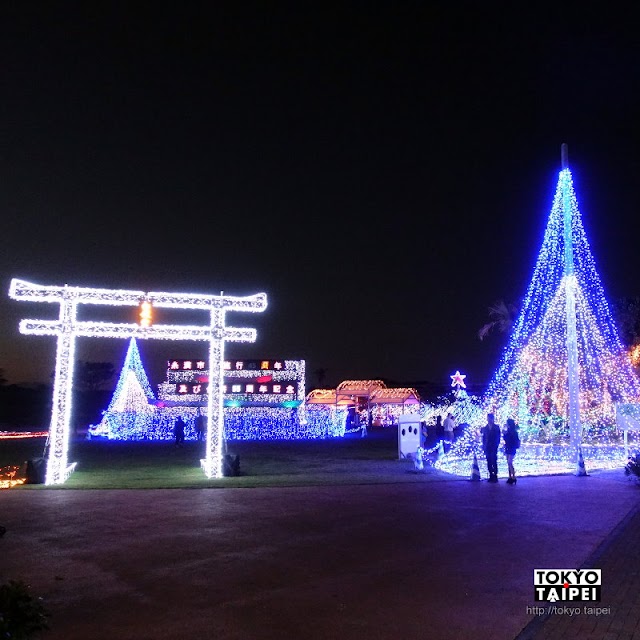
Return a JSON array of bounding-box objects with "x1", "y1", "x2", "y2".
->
[{"x1": 8, "y1": 278, "x2": 267, "y2": 484}]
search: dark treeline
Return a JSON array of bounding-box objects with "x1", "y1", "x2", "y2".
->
[
  {"x1": 0, "y1": 385, "x2": 111, "y2": 430},
  {"x1": 0, "y1": 361, "x2": 115, "y2": 430}
]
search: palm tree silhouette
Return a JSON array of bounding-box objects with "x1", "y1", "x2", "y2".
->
[
  {"x1": 478, "y1": 300, "x2": 519, "y2": 341},
  {"x1": 314, "y1": 367, "x2": 327, "y2": 388}
]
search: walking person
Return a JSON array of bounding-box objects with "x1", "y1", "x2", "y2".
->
[
  {"x1": 443, "y1": 412, "x2": 455, "y2": 449},
  {"x1": 481, "y1": 412, "x2": 501, "y2": 482},
  {"x1": 503, "y1": 418, "x2": 521, "y2": 484}
]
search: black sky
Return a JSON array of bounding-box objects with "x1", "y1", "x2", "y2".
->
[{"x1": 1, "y1": 3, "x2": 639, "y2": 392}]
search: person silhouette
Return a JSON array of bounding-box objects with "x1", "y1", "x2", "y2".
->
[
  {"x1": 481, "y1": 412, "x2": 501, "y2": 482},
  {"x1": 435, "y1": 415, "x2": 443, "y2": 441},
  {"x1": 503, "y1": 418, "x2": 521, "y2": 484},
  {"x1": 173, "y1": 415, "x2": 186, "y2": 447},
  {"x1": 443, "y1": 412, "x2": 455, "y2": 449},
  {"x1": 194, "y1": 411, "x2": 205, "y2": 441}
]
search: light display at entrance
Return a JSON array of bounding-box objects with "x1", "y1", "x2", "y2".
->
[{"x1": 8, "y1": 278, "x2": 267, "y2": 483}]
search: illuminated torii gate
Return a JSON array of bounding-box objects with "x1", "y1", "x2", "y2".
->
[{"x1": 8, "y1": 278, "x2": 267, "y2": 485}]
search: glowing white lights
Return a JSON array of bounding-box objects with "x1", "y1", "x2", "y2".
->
[{"x1": 9, "y1": 278, "x2": 267, "y2": 483}]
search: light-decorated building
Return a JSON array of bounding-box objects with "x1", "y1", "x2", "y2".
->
[{"x1": 305, "y1": 380, "x2": 421, "y2": 435}]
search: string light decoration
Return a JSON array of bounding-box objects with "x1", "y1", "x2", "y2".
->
[
  {"x1": 0, "y1": 465, "x2": 25, "y2": 489},
  {"x1": 304, "y1": 405, "x2": 348, "y2": 438},
  {"x1": 88, "y1": 338, "x2": 155, "y2": 439},
  {"x1": 90, "y1": 341, "x2": 312, "y2": 441},
  {"x1": 436, "y1": 152, "x2": 640, "y2": 477},
  {"x1": 109, "y1": 338, "x2": 155, "y2": 407},
  {"x1": 0, "y1": 431, "x2": 49, "y2": 440},
  {"x1": 8, "y1": 278, "x2": 267, "y2": 483},
  {"x1": 630, "y1": 344, "x2": 640, "y2": 368},
  {"x1": 224, "y1": 406, "x2": 337, "y2": 439}
]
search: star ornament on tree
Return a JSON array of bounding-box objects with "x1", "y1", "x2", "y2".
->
[{"x1": 450, "y1": 370, "x2": 467, "y2": 389}]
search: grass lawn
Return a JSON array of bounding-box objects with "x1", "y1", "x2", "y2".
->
[{"x1": 0, "y1": 429, "x2": 447, "y2": 489}]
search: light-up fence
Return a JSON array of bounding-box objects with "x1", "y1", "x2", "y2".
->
[
  {"x1": 8, "y1": 278, "x2": 267, "y2": 484},
  {"x1": 89, "y1": 405, "x2": 343, "y2": 441}
]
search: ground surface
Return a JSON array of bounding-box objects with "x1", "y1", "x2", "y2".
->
[{"x1": 1, "y1": 466, "x2": 638, "y2": 640}]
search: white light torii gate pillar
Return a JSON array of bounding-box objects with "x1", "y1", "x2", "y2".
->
[{"x1": 8, "y1": 278, "x2": 267, "y2": 484}]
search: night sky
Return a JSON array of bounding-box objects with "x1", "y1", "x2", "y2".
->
[{"x1": 1, "y1": 3, "x2": 639, "y2": 394}]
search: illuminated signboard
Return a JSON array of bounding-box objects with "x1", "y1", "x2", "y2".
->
[
  {"x1": 168, "y1": 359, "x2": 284, "y2": 372},
  {"x1": 175, "y1": 382, "x2": 298, "y2": 396},
  {"x1": 159, "y1": 357, "x2": 305, "y2": 410}
]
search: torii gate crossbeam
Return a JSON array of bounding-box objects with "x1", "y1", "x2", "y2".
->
[{"x1": 8, "y1": 278, "x2": 267, "y2": 484}]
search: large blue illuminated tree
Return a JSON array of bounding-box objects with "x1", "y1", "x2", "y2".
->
[{"x1": 483, "y1": 147, "x2": 640, "y2": 443}]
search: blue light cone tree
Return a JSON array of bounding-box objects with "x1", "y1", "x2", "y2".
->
[
  {"x1": 436, "y1": 154, "x2": 640, "y2": 477},
  {"x1": 106, "y1": 338, "x2": 155, "y2": 411},
  {"x1": 88, "y1": 338, "x2": 158, "y2": 439},
  {"x1": 483, "y1": 159, "x2": 640, "y2": 444}
]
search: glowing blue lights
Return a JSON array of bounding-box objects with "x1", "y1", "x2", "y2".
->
[
  {"x1": 433, "y1": 161, "x2": 640, "y2": 477},
  {"x1": 483, "y1": 167, "x2": 640, "y2": 436},
  {"x1": 90, "y1": 341, "x2": 317, "y2": 441},
  {"x1": 91, "y1": 404, "x2": 339, "y2": 442}
]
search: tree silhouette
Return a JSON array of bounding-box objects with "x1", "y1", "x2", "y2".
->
[
  {"x1": 75, "y1": 361, "x2": 115, "y2": 392},
  {"x1": 478, "y1": 300, "x2": 519, "y2": 341},
  {"x1": 314, "y1": 367, "x2": 327, "y2": 388},
  {"x1": 611, "y1": 296, "x2": 640, "y2": 348}
]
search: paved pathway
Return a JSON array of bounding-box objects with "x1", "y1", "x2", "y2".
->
[
  {"x1": 1, "y1": 470, "x2": 639, "y2": 639},
  {"x1": 517, "y1": 499, "x2": 640, "y2": 640}
]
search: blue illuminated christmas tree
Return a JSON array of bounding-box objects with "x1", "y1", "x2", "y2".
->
[
  {"x1": 106, "y1": 338, "x2": 155, "y2": 412},
  {"x1": 89, "y1": 338, "x2": 156, "y2": 439},
  {"x1": 484, "y1": 147, "x2": 640, "y2": 443}
]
